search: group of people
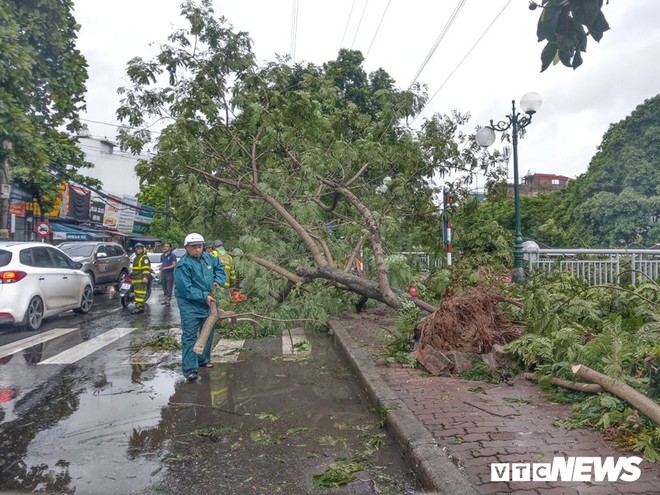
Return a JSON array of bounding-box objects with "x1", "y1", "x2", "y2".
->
[{"x1": 129, "y1": 234, "x2": 235, "y2": 382}]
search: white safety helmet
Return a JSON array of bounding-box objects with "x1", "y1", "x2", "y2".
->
[{"x1": 184, "y1": 233, "x2": 205, "y2": 246}]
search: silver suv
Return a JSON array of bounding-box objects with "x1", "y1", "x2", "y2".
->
[{"x1": 58, "y1": 242, "x2": 131, "y2": 291}]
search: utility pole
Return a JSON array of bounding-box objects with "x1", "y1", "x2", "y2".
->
[{"x1": 0, "y1": 141, "x2": 11, "y2": 241}]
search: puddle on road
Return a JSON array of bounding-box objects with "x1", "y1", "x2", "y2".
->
[
  {"x1": 0, "y1": 328, "x2": 419, "y2": 494},
  {"x1": 0, "y1": 364, "x2": 177, "y2": 494}
]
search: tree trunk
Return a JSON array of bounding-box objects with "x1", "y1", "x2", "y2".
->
[
  {"x1": 522, "y1": 372, "x2": 603, "y2": 393},
  {"x1": 571, "y1": 364, "x2": 660, "y2": 425},
  {"x1": 296, "y1": 264, "x2": 437, "y2": 313}
]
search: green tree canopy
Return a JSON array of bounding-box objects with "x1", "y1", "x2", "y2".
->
[
  {"x1": 0, "y1": 0, "x2": 91, "y2": 218},
  {"x1": 559, "y1": 94, "x2": 660, "y2": 247},
  {"x1": 117, "y1": 0, "x2": 484, "y2": 312},
  {"x1": 457, "y1": 94, "x2": 660, "y2": 249}
]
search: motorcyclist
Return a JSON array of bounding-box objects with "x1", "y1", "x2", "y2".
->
[{"x1": 131, "y1": 243, "x2": 151, "y2": 314}]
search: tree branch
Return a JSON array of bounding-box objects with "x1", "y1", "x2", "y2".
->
[
  {"x1": 333, "y1": 183, "x2": 399, "y2": 307},
  {"x1": 243, "y1": 254, "x2": 307, "y2": 284},
  {"x1": 571, "y1": 364, "x2": 660, "y2": 425}
]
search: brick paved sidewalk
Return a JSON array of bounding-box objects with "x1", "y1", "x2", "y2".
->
[
  {"x1": 331, "y1": 311, "x2": 660, "y2": 495},
  {"x1": 384, "y1": 368, "x2": 660, "y2": 495}
]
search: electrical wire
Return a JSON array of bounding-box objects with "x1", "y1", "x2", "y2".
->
[
  {"x1": 412, "y1": 0, "x2": 512, "y2": 123},
  {"x1": 339, "y1": 0, "x2": 357, "y2": 50},
  {"x1": 80, "y1": 117, "x2": 164, "y2": 136},
  {"x1": 351, "y1": 0, "x2": 370, "y2": 50},
  {"x1": 290, "y1": 0, "x2": 300, "y2": 61},
  {"x1": 407, "y1": 0, "x2": 468, "y2": 89},
  {"x1": 364, "y1": 0, "x2": 391, "y2": 60}
]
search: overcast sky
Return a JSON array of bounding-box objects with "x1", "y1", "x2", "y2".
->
[{"x1": 73, "y1": 0, "x2": 660, "y2": 183}]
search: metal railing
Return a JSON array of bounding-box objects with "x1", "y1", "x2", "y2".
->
[
  {"x1": 524, "y1": 248, "x2": 660, "y2": 285},
  {"x1": 400, "y1": 251, "x2": 443, "y2": 272}
]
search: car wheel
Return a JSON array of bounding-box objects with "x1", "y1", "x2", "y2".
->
[
  {"x1": 115, "y1": 269, "x2": 128, "y2": 292},
  {"x1": 23, "y1": 297, "x2": 44, "y2": 331},
  {"x1": 74, "y1": 285, "x2": 94, "y2": 314}
]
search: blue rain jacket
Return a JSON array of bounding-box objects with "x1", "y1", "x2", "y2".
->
[{"x1": 173, "y1": 252, "x2": 226, "y2": 319}]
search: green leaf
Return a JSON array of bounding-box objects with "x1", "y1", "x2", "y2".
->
[{"x1": 540, "y1": 41, "x2": 558, "y2": 72}]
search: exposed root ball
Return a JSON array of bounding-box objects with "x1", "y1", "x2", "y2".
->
[{"x1": 417, "y1": 286, "x2": 521, "y2": 354}]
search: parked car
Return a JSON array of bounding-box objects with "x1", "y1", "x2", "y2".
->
[
  {"x1": 0, "y1": 242, "x2": 94, "y2": 331},
  {"x1": 173, "y1": 248, "x2": 186, "y2": 260},
  {"x1": 58, "y1": 241, "x2": 131, "y2": 292}
]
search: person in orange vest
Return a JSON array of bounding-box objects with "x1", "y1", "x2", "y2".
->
[
  {"x1": 211, "y1": 240, "x2": 237, "y2": 288},
  {"x1": 131, "y1": 243, "x2": 151, "y2": 314}
]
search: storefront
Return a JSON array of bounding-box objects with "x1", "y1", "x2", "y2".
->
[{"x1": 50, "y1": 222, "x2": 91, "y2": 242}]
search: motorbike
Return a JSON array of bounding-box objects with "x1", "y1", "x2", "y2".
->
[{"x1": 119, "y1": 271, "x2": 154, "y2": 308}]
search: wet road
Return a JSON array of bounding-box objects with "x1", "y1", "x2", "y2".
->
[{"x1": 0, "y1": 289, "x2": 420, "y2": 494}]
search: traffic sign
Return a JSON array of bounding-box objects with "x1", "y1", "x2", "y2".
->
[{"x1": 35, "y1": 221, "x2": 51, "y2": 238}]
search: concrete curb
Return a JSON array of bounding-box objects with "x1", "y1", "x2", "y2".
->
[{"x1": 328, "y1": 320, "x2": 478, "y2": 495}]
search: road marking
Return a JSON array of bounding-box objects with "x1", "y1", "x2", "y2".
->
[
  {"x1": 282, "y1": 327, "x2": 310, "y2": 360},
  {"x1": 39, "y1": 327, "x2": 137, "y2": 365},
  {"x1": 211, "y1": 339, "x2": 245, "y2": 363},
  {"x1": 0, "y1": 327, "x2": 79, "y2": 359}
]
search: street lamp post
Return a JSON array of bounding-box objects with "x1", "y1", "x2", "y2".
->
[{"x1": 475, "y1": 92, "x2": 542, "y2": 282}]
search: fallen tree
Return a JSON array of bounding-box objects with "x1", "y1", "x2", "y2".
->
[
  {"x1": 116, "y1": 1, "x2": 489, "y2": 314},
  {"x1": 571, "y1": 364, "x2": 660, "y2": 426},
  {"x1": 522, "y1": 372, "x2": 603, "y2": 394}
]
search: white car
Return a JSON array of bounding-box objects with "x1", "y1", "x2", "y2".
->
[
  {"x1": 128, "y1": 252, "x2": 164, "y2": 274},
  {"x1": 146, "y1": 253, "x2": 163, "y2": 274},
  {"x1": 0, "y1": 242, "x2": 94, "y2": 331}
]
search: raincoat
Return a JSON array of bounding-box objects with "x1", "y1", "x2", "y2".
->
[
  {"x1": 173, "y1": 251, "x2": 226, "y2": 378},
  {"x1": 173, "y1": 252, "x2": 226, "y2": 319}
]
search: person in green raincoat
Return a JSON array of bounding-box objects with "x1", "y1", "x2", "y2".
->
[{"x1": 173, "y1": 233, "x2": 226, "y2": 382}]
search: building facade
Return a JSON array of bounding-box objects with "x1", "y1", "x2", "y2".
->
[{"x1": 6, "y1": 132, "x2": 158, "y2": 247}]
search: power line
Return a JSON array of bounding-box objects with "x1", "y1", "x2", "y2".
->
[
  {"x1": 351, "y1": 0, "x2": 370, "y2": 49},
  {"x1": 339, "y1": 0, "x2": 357, "y2": 50},
  {"x1": 290, "y1": 0, "x2": 300, "y2": 61},
  {"x1": 80, "y1": 117, "x2": 164, "y2": 137},
  {"x1": 413, "y1": 0, "x2": 512, "y2": 122},
  {"x1": 407, "y1": 0, "x2": 468, "y2": 89},
  {"x1": 364, "y1": 0, "x2": 391, "y2": 60}
]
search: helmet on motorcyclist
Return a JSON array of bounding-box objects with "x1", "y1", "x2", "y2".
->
[
  {"x1": 184, "y1": 233, "x2": 205, "y2": 246},
  {"x1": 134, "y1": 243, "x2": 145, "y2": 249},
  {"x1": 213, "y1": 240, "x2": 223, "y2": 248}
]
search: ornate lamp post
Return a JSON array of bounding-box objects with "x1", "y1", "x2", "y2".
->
[{"x1": 475, "y1": 92, "x2": 542, "y2": 281}]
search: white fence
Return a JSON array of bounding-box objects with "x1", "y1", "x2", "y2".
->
[
  {"x1": 400, "y1": 251, "x2": 443, "y2": 272},
  {"x1": 524, "y1": 248, "x2": 660, "y2": 285}
]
